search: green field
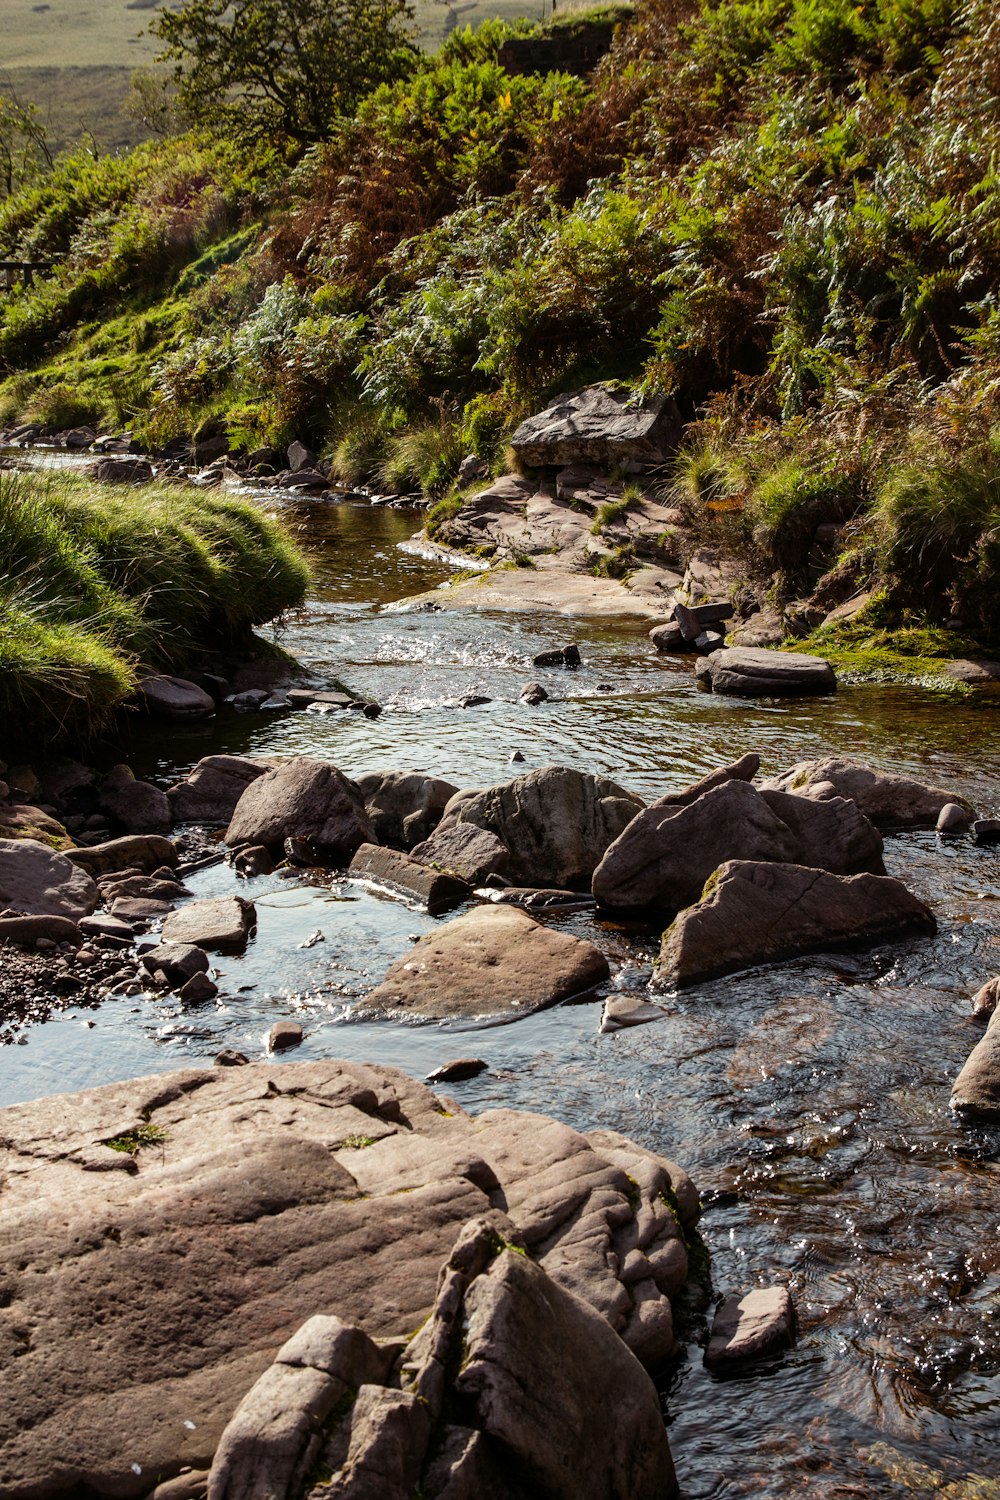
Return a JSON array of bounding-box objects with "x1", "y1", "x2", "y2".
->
[
  {"x1": 0, "y1": 0, "x2": 542, "y2": 68},
  {"x1": 1, "y1": 0, "x2": 543, "y2": 150}
]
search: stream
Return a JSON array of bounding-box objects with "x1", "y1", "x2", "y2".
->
[{"x1": 2, "y1": 472, "x2": 999, "y2": 1497}]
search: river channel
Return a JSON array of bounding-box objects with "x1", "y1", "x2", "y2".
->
[{"x1": 3, "y1": 475, "x2": 999, "y2": 1497}]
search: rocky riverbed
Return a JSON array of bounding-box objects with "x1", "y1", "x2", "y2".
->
[{"x1": 2, "y1": 427, "x2": 1000, "y2": 1499}]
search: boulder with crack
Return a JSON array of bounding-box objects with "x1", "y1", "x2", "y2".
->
[{"x1": 210, "y1": 1216, "x2": 679, "y2": 1500}]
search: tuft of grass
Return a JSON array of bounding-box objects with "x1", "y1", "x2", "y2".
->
[
  {"x1": 104, "y1": 1124, "x2": 167, "y2": 1154},
  {"x1": 377, "y1": 417, "x2": 465, "y2": 498},
  {"x1": 0, "y1": 467, "x2": 308, "y2": 748}
]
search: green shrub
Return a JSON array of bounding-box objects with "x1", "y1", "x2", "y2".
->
[{"x1": 377, "y1": 415, "x2": 465, "y2": 497}]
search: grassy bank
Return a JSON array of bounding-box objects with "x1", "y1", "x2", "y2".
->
[
  {"x1": 2, "y1": 0, "x2": 1000, "y2": 661},
  {"x1": 0, "y1": 468, "x2": 308, "y2": 749}
]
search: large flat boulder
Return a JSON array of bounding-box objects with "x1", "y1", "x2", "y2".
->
[
  {"x1": 593, "y1": 774, "x2": 883, "y2": 910},
  {"x1": 951, "y1": 1007, "x2": 1000, "y2": 1121},
  {"x1": 363, "y1": 905, "x2": 610, "y2": 1019},
  {"x1": 0, "y1": 837, "x2": 98, "y2": 920},
  {"x1": 160, "y1": 895, "x2": 256, "y2": 953},
  {"x1": 696, "y1": 647, "x2": 836, "y2": 696},
  {"x1": 438, "y1": 765, "x2": 644, "y2": 889},
  {"x1": 760, "y1": 756, "x2": 974, "y2": 830},
  {"x1": 655, "y1": 860, "x2": 936, "y2": 988},
  {"x1": 0, "y1": 1061, "x2": 696, "y2": 1498},
  {"x1": 354, "y1": 770, "x2": 458, "y2": 851},
  {"x1": 167, "y1": 755, "x2": 269, "y2": 825},
  {"x1": 510, "y1": 385, "x2": 681, "y2": 468},
  {"x1": 225, "y1": 757, "x2": 373, "y2": 860},
  {"x1": 66, "y1": 833, "x2": 178, "y2": 876}
]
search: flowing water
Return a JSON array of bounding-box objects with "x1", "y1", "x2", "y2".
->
[{"x1": 2, "y1": 473, "x2": 999, "y2": 1497}]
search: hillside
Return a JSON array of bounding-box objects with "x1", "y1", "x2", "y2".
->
[{"x1": 2, "y1": 0, "x2": 999, "y2": 667}]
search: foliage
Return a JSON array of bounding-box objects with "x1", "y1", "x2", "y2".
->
[
  {"x1": 0, "y1": 93, "x2": 52, "y2": 201},
  {"x1": 151, "y1": 0, "x2": 419, "y2": 145}
]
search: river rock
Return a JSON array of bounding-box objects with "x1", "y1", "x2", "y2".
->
[
  {"x1": 951, "y1": 1006, "x2": 1000, "y2": 1121},
  {"x1": 363, "y1": 905, "x2": 610, "y2": 1019},
  {"x1": 705, "y1": 1287, "x2": 796, "y2": 1367},
  {"x1": 437, "y1": 766, "x2": 644, "y2": 888},
  {"x1": 760, "y1": 756, "x2": 973, "y2": 830},
  {"x1": 67, "y1": 834, "x2": 178, "y2": 875},
  {"x1": 408, "y1": 822, "x2": 509, "y2": 885},
  {"x1": 269, "y1": 1020, "x2": 304, "y2": 1051},
  {"x1": 0, "y1": 837, "x2": 99, "y2": 919},
  {"x1": 936, "y1": 802, "x2": 973, "y2": 835},
  {"x1": 510, "y1": 384, "x2": 682, "y2": 468},
  {"x1": 354, "y1": 770, "x2": 458, "y2": 851},
  {"x1": 161, "y1": 896, "x2": 256, "y2": 954},
  {"x1": 593, "y1": 777, "x2": 883, "y2": 910},
  {"x1": 0, "y1": 1060, "x2": 696, "y2": 1496},
  {"x1": 971, "y1": 976, "x2": 999, "y2": 1020},
  {"x1": 139, "y1": 675, "x2": 217, "y2": 721},
  {"x1": 0, "y1": 803, "x2": 73, "y2": 848},
  {"x1": 97, "y1": 764, "x2": 172, "y2": 835},
  {"x1": 696, "y1": 647, "x2": 836, "y2": 696},
  {"x1": 167, "y1": 756, "x2": 269, "y2": 825},
  {"x1": 0, "y1": 913, "x2": 83, "y2": 948},
  {"x1": 655, "y1": 860, "x2": 936, "y2": 987},
  {"x1": 348, "y1": 843, "x2": 471, "y2": 915},
  {"x1": 225, "y1": 758, "x2": 373, "y2": 860},
  {"x1": 649, "y1": 621, "x2": 687, "y2": 652},
  {"x1": 140, "y1": 942, "x2": 210, "y2": 985}
]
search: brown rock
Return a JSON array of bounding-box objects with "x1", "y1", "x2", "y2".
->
[
  {"x1": 139, "y1": 675, "x2": 216, "y2": 721},
  {"x1": 140, "y1": 943, "x2": 210, "y2": 984},
  {"x1": 354, "y1": 770, "x2": 458, "y2": 851},
  {"x1": 0, "y1": 1064, "x2": 697, "y2": 1497},
  {"x1": 437, "y1": 765, "x2": 643, "y2": 888},
  {"x1": 363, "y1": 905, "x2": 609, "y2": 1019},
  {"x1": 510, "y1": 384, "x2": 681, "y2": 468},
  {"x1": 0, "y1": 837, "x2": 98, "y2": 919},
  {"x1": 760, "y1": 756, "x2": 974, "y2": 830},
  {"x1": 67, "y1": 835, "x2": 178, "y2": 876},
  {"x1": 951, "y1": 1006, "x2": 1000, "y2": 1121},
  {"x1": 972, "y1": 976, "x2": 999, "y2": 1020},
  {"x1": 408, "y1": 822, "x2": 509, "y2": 886},
  {"x1": 348, "y1": 843, "x2": 471, "y2": 915},
  {"x1": 225, "y1": 758, "x2": 373, "y2": 860},
  {"x1": 0, "y1": 913, "x2": 83, "y2": 948},
  {"x1": 456, "y1": 1249, "x2": 678, "y2": 1499},
  {"x1": 269, "y1": 1020, "x2": 304, "y2": 1051},
  {"x1": 696, "y1": 646, "x2": 836, "y2": 696},
  {"x1": 161, "y1": 897, "x2": 256, "y2": 954},
  {"x1": 656, "y1": 860, "x2": 936, "y2": 988},
  {"x1": 705, "y1": 1286, "x2": 796, "y2": 1367},
  {"x1": 167, "y1": 756, "x2": 269, "y2": 825},
  {"x1": 98, "y1": 765, "x2": 172, "y2": 835}
]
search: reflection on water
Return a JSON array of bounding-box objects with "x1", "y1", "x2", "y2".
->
[{"x1": 3, "y1": 488, "x2": 1000, "y2": 1497}]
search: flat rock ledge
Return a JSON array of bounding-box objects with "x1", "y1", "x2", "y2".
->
[
  {"x1": 0, "y1": 1060, "x2": 698, "y2": 1499},
  {"x1": 655, "y1": 860, "x2": 936, "y2": 988},
  {"x1": 362, "y1": 904, "x2": 610, "y2": 1019}
]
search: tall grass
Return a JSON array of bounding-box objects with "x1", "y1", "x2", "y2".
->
[{"x1": 0, "y1": 468, "x2": 308, "y2": 745}]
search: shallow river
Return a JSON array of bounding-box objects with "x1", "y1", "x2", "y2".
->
[{"x1": 3, "y1": 480, "x2": 1000, "y2": 1497}]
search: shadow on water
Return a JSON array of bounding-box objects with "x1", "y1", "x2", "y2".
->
[{"x1": 3, "y1": 479, "x2": 999, "y2": 1496}]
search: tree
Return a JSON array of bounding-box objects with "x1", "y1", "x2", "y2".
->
[
  {"x1": 0, "y1": 92, "x2": 53, "y2": 201},
  {"x1": 150, "y1": 0, "x2": 418, "y2": 145}
]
